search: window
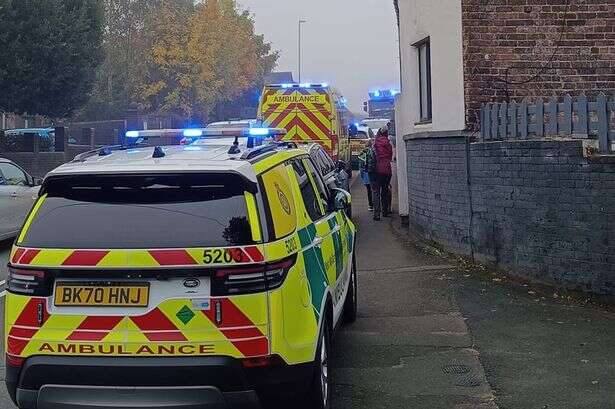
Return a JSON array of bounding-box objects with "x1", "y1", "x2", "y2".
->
[
  {"x1": 415, "y1": 38, "x2": 432, "y2": 123},
  {"x1": 260, "y1": 164, "x2": 297, "y2": 240},
  {"x1": 304, "y1": 158, "x2": 329, "y2": 210},
  {"x1": 291, "y1": 159, "x2": 324, "y2": 222},
  {"x1": 0, "y1": 163, "x2": 28, "y2": 186},
  {"x1": 21, "y1": 173, "x2": 256, "y2": 248}
]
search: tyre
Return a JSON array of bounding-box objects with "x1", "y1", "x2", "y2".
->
[
  {"x1": 307, "y1": 313, "x2": 331, "y2": 409},
  {"x1": 342, "y1": 254, "x2": 357, "y2": 324}
]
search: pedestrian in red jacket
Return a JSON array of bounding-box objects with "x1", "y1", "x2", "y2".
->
[{"x1": 369, "y1": 127, "x2": 393, "y2": 221}]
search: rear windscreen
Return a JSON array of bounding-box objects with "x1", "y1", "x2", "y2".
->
[{"x1": 22, "y1": 174, "x2": 257, "y2": 249}]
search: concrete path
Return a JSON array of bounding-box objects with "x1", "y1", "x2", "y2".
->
[{"x1": 331, "y1": 177, "x2": 498, "y2": 409}]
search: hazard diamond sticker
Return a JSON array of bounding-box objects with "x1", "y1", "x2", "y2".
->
[{"x1": 176, "y1": 306, "x2": 195, "y2": 325}]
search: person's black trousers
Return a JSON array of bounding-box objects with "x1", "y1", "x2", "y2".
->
[{"x1": 370, "y1": 173, "x2": 392, "y2": 218}]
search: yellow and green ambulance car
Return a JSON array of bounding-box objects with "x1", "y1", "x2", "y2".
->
[{"x1": 5, "y1": 135, "x2": 357, "y2": 409}]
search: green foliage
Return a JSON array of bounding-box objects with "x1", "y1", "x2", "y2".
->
[{"x1": 0, "y1": 0, "x2": 104, "y2": 118}]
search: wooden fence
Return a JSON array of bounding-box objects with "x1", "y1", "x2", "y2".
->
[{"x1": 480, "y1": 94, "x2": 615, "y2": 153}]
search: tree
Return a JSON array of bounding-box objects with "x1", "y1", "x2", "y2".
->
[
  {"x1": 0, "y1": 0, "x2": 104, "y2": 118},
  {"x1": 140, "y1": 0, "x2": 278, "y2": 122}
]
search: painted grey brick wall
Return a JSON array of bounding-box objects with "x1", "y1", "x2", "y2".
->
[
  {"x1": 406, "y1": 136, "x2": 472, "y2": 254},
  {"x1": 406, "y1": 136, "x2": 615, "y2": 295}
]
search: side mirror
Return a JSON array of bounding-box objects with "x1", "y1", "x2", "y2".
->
[
  {"x1": 33, "y1": 177, "x2": 43, "y2": 186},
  {"x1": 330, "y1": 188, "x2": 351, "y2": 211}
]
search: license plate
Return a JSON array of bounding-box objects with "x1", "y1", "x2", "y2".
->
[{"x1": 54, "y1": 282, "x2": 150, "y2": 307}]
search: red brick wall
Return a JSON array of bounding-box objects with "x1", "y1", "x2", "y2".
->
[{"x1": 462, "y1": 0, "x2": 615, "y2": 128}]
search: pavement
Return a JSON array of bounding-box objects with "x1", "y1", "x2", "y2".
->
[
  {"x1": 0, "y1": 175, "x2": 614, "y2": 409},
  {"x1": 330, "y1": 176, "x2": 498, "y2": 409}
]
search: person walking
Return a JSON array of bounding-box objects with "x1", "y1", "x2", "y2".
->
[
  {"x1": 370, "y1": 127, "x2": 393, "y2": 221},
  {"x1": 358, "y1": 139, "x2": 374, "y2": 211}
]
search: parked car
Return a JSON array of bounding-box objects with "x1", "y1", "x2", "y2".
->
[
  {"x1": 1, "y1": 128, "x2": 56, "y2": 152},
  {"x1": 0, "y1": 158, "x2": 41, "y2": 240}
]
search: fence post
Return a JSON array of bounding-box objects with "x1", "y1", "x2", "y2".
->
[
  {"x1": 520, "y1": 99, "x2": 528, "y2": 138},
  {"x1": 491, "y1": 103, "x2": 498, "y2": 140},
  {"x1": 499, "y1": 102, "x2": 507, "y2": 139},
  {"x1": 576, "y1": 94, "x2": 588, "y2": 135},
  {"x1": 510, "y1": 100, "x2": 517, "y2": 139},
  {"x1": 535, "y1": 98, "x2": 544, "y2": 137},
  {"x1": 484, "y1": 104, "x2": 491, "y2": 141},
  {"x1": 596, "y1": 92, "x2": 608, "y2": 152},
  {"x1": 547, "y1": 96, "x2": 558, "y2": 135},
  {"x1": 561, "y1": 94, "x2": 572, "y2": 135}
]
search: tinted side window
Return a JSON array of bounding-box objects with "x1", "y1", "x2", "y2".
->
[
  {"x1": 318, "y1": 149, "x2": 335, "y2": 175},
  {"x1": 291, "y1": 159, "x2": 324, "y2": 222},
  {"x1": 304, "y1": 158, "x2": 329, "y2": 210}
]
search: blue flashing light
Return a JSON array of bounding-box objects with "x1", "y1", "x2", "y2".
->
[
  {"x1": 281, "y1": 83, "x2": 293, "y2": 88},
  {"x1": 249, "y1": 128, "x2": 270, "y2": 136},
  {"x1": 321, "y1": 83, "x2": 329, "y2": 88},
  {"x1": 300, "y1": 83, "x2": 310, "y2": 88},
  {"x1": 374, "y1": 90, "x2": 381, "y2": 97},
  {"x1": 125, "y1": 131, "x2": 140, "y2": 138},
  {"x1": 183, "y1": 129, "x2": 203, "y2": 137},
  {"x1": 391, "y1": 89, "x2": 400, "y2": 96},
  {"x1": 354, "y1": 123, "x2": 360, "y2": 127}
]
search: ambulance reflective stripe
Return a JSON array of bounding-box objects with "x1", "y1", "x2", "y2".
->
[
  {"x1": 67, "y1": 316, "x2": 123, "y2": 341},
  {"x1": 9, "y1": 246, "x2": 265, "y2": 268},
  {"x1": 297, "y1": 224, "x2": 328, "y2": 321},
  {"x1": 62, "y1": 250, "x2": 109, "y2": 266},
  {"x1": 148, "y1": 250, "x2": 197, "y2": 266},
  {"x1": 131, "y1": 308, "x2": 187, "y2": 342},
  {"x1": 6, "y1": 297, "x2": 46, "y2": 357},
  {"x1": 244, "y1": 192, "x2": 262, "y2": 243},
  {"x1": 261, "y1": 89, "x2": 333, "y2": 147},
  {"x1": 6, "y1": 294, "x2": 269, "y2": 358},
  {"x1": 203, "y1": 298, "x2": 269, "y2": 357},
  {"x1": 17, "y1": 193, "x2": 47, "y2": 244}
]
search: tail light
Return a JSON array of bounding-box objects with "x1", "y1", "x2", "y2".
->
[
  {"x1": 8, "y1": 267, "x2": 52, "y2": 296},
  {"x1": 6, "y1": 354, "x2": 24, "y2": 368},
  {"x1": 212, "y1": 255, "x2": 296, "y2": 296}
]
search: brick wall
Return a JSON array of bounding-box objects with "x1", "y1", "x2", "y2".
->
[
  {"x1": 406, "y1": 134, "x2": 615, "y2": 295},
  {"x1": 406, "y1": 135, "x2": 472, "y2": 253},
  {"x1": 3, "y1": 146, "x2": 92, "y2": 177},
  {"x1": 462, "y1": 0, "x2": 615, "y2": 127}
]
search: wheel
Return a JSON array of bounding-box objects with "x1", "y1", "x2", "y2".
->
[
  {"x1": 308, "y1": 314, "x2": 331, "y2": 409},
  {"x1": 342, "y1": 254, "x2": 357, "y2": 324}
]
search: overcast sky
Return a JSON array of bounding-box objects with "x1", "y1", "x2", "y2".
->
[{"x1": 238, "y1": 0, "x2": 400, "y2": 113}]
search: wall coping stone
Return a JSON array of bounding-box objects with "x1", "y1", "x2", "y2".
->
[{"x1": 404, "y1": 130, "x2": 471, "y2": 141}]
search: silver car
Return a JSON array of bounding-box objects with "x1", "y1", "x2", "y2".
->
[{"x1": 0, "y1": 158, "x2": 41, "y2": 240}]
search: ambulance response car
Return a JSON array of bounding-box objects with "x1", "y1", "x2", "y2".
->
[
  {"x1": 257, "y1": 83, "x2": 351, "y2": 166},
  {"x1": 5, "y1": 137, "x2": 357, "y2": 409}
]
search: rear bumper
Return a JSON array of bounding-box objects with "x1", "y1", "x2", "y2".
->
[
  {"x1": 17, "y1": 385, "x2": 258, "y2": 409},
  {"x1": 7, "y1": 356, "x2": 314, "y2": 409}
]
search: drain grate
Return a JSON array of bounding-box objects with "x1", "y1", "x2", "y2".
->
[
  {"x1": 442, "y1": 364, "x2": 471, "y2": 375},
  {"x1": 455, "y1": 374, "x2": 482, "y2": 387}
]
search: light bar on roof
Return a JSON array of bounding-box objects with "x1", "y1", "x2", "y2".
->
[
  {"x1": 183, "y1": 129, "x2": 204, "y2": 137},
  {"x1": 249, "y1": 128, "x2": 271, "y2": 136},
  {"x1": 125, "y1": 131, "x2": 140, "y2": 138}
]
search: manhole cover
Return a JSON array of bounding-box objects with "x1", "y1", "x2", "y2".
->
[
  {"x1": 455, "y1": 374, "x2": 482, "y2": 387},
  {"x1": 442, "y1": 364, "x2": 471, "y2": 374}
]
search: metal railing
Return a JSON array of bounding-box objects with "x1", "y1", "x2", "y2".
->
[{"x1": 480, "y1": 94, "x2": 615, "y2": 153}]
